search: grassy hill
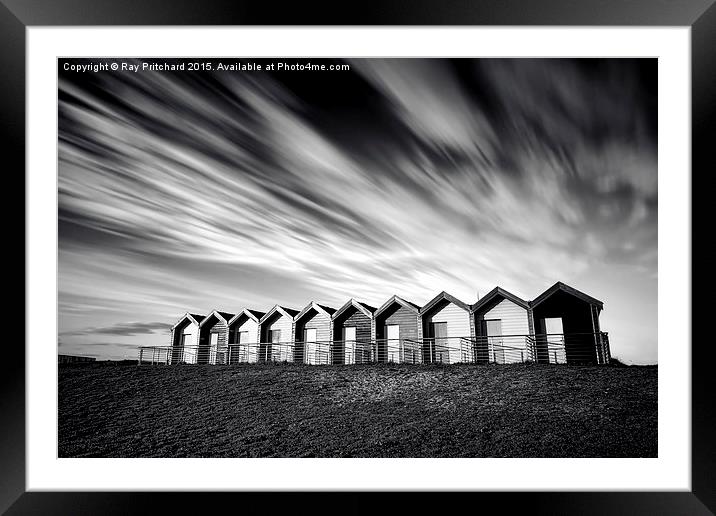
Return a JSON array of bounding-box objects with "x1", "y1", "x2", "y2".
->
[{"x1": 58, "y1": 362, "x2": 657, "y2": 458}]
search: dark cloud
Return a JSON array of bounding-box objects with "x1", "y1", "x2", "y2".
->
[
  {"x1": 62, "y1": 321, "x2": 170, "y2": 337},
  {"x1": 85, "y1": 342, "x2": 146, "y2": 348}
]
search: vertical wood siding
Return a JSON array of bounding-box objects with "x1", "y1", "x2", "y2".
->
[
  {"x1": 475, "y1": 298, "x2": 531, "y2": 363},
  {"x1": 422, "y1": 300, "x2": 472, "y2": 364}
]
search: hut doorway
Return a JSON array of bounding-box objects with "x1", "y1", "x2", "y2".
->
[
  {"x1": 209, "y1": 333, "x2": 219, "y2": 364},
  {"x1": 239, "y1": 331, "x2": 250, "y2": 362},
  {"x1": 386, "y1": 324, "x2": 400, "y2": 363},
  {"x1": 544, "y1": 317, "x2": 566, "y2": 364},
  {"x1": 180, "y1": 333, "x2": 193, "y2": 363},
  {"x1": 267, "y1": 329, "x2": 281, "y2": 362},
  {"x1": 427, "y1": 322, "x2": 448, "y2": 363},
  {"x1": 485, "y1": 319, "x2": 504, "y2": 364},
  {"x1": 343, "y1": 327, "x2": 356, "y2": 364},
  {"x1": 304, "y1": 328, "x2": 318, "y2": 364}
]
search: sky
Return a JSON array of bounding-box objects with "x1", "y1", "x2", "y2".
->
[{"x1": 58, "y1": 58, "x2": 657, "y2": 364}]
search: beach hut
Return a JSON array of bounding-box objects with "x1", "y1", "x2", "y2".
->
[
  {"x1": 169, "y1": 312, "x2": 204, "y2": 364},
  {"x1": 258, "y1": 305, "x2": 299, "y2": 362},
  {"x1": 331, "y1": 299, "x2": 376, "y2": 364},
  {"x1": 530, "y1": 282, "x2": 608, "y2": 364},
  {"x1": 293, "y1": 302, "x2": 336, "y2": 365},
  {"x1": 374, "y1": 295, "x2": 422, "y2": 363},
  {"x1": 197, "y1": 310, "x2": 234, "y2": 364},
  {"x1": 472, "y1": 287, "x2": 532, "y2": 364},
  {"x1": 227, "y1": 309, "x2": 265, "y2": 363},
  {"x1": 419, "y1": 292, "x2": 474, "y2": 364}
]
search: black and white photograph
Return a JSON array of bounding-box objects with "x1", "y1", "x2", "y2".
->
[{"x1": 57, "y1": 57, "x2": 658, "y2": 458}]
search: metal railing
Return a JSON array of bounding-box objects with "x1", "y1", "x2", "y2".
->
[
  {"x1": 527, "y1": 332, "x2": 611, "y2": 365},
  {"x1": 373, "y1": 338, "x2": 423, "y2": 364},
  {"x1": 136, "y1": 345, "x2": 222, "y2": 365},
  {"x1": 139, "y1": 332, "x2": 610, "y2": 366},
  {"x1": 137, "y1": 346, "x2": 173, "y2": 365}
]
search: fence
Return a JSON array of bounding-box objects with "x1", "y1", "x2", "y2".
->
[
  {"x1": 528, "y1": 332, "x2": 611, "y2": 364},
  {"x1": 139, "y1": 332, "x2": 610, "y2": 366}
]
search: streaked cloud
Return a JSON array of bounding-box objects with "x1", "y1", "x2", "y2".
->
[{"x1": 58, "y1": 58, "x2": 657, "y2": 364}]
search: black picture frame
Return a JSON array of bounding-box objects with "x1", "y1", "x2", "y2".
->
[{"x1": 6, "y1": 1, "x2": 712, "y2": 514}]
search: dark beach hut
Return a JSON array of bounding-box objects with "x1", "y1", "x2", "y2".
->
[
  {"x1": 530, "y1": 282, "x2": 608, "y2": 364},
  {"x1": 331, "y1": 299, "x2": 376, "y2": 365}
]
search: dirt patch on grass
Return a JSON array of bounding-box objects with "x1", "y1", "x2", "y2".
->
[{"x1": 58, "y1": 362, "x2": 657, "y2": 458}]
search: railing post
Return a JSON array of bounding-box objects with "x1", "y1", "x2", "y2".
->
[{"x1": 138, "y1": 348, "x2": 143, "y2": 365}]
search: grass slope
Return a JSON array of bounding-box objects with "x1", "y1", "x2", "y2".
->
[{"x1": 59, "y1": 362, "x2": 657, "y2": 458}]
